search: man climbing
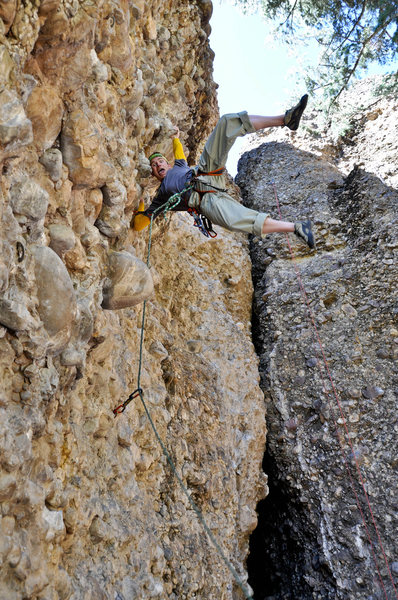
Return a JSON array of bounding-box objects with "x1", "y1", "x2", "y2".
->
[{"x1": 133, "y1": 94, "x2": 315, "y2": 249}]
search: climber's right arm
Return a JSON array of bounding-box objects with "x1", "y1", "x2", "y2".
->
[{"x1": 133, "y1": 190, "x2": 166, "y2": 231}]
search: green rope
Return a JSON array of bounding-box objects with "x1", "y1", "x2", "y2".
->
[{"x1": 116, "y1": 188, "x2": 254, "y2": 600}]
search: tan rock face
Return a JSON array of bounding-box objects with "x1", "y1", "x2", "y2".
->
[
  {"x1": 61, "y1": 109, "x2": 113, "y2": 188},
  {"x1": 29, "y1": 2, "x2": 95, "y2": 92},
  {"x1": 0, "y1": 1, "x2": 265, "y2": 599},
  {"x1": 95, "y1": 0, "x2": 133, "y2": 72},
  {"x1": 0, "y1": 0, "x2": 17, "y2": 34},
  {"x1": 26, "y1": 86, "x2": 64, "y2": 152}
]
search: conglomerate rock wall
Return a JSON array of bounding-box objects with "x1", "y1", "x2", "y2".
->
[
  {"x1": 0, "y1": 2, "x2": 267, "y2": 599},
  {"x1": 237, "y1": 87, "x2": 398, "y2": 599}
]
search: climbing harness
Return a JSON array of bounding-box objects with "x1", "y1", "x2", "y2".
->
[
  {"x1": 269, "y1": 180, "x2": 398, "y2": 600},
  {"x1": 186, "y1": 166, "x2": 228, "y2": 238},
  {"x1": 197, "y1": 166, "x2": 225, "y2": 177},
  {"x1": 113, "y1": 188, "x2": 254, "y2": 600}
]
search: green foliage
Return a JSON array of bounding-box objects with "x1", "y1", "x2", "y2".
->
[
  {"x1": 301, "y1": 72, "x2": 398, "y2": 142},
  {"x1": 235, "y1": 0, "x2": 398, "y2": 104},
  {"x1": 373, "y1": 70, "x2": 398, "y2": 96}
]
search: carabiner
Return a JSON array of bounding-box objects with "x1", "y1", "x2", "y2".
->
[{"x1": 113, "y1": 388, "x2": 143, "y2": 417}]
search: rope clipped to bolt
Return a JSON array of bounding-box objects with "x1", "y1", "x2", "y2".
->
[{"x1": 113, "y1": 184, "x2": 191, "y2": 418}]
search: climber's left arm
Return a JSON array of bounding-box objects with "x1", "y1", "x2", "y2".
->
[{"x1": 171, "y1": 126, "x2": 187, "y2": 162}]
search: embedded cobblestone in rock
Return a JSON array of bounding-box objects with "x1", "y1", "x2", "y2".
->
[
  {"x1": 101, "y1": 250, "x2": 154, "y2": 310},
  {"x1": 32, "y1": 245, "x2": 77, "y2": 349}
]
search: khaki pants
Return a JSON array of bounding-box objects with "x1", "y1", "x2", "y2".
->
[{"x1": 188, "y1": 112, "x2": 269, "y2": 237}]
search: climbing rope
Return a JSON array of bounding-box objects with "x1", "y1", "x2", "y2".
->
[
  {"x1": 270, "y1": 180, "x2": 398, "y2": 600},
  {"x1": 113, "y1": 189, "x2": 254, "y2": 600}
]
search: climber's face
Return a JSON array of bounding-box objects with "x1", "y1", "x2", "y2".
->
[{"x1": 151, "y1": 156, "x2": 171, "y2": 181}]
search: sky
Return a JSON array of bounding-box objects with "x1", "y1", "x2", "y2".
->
[
  {"x1": 209, "y1": 1, "x2": 312, "y2": 115},
  {"x1": 209, "y1": 0, "x2": 396, "y2": 175},
  {"x1": 209, "y1": 0, "x2": 315, "y2": 175}
]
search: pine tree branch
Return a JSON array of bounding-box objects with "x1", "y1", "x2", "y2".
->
[
  {"x1": 332, "y1": 0, "x2": 368, "y2": 55},
  {"x1": 331, "y1": 13, "x2": 397, "y2": 105},
  {"x1": 278, "y1": 0, "x2": 298, "y2": 30}
]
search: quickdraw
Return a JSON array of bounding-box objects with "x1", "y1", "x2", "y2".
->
[
  {"x1": 113, "y1": 388, "x2": 143, "y2": 416},
  {"x1": 188, "y1": 208, "x2": 217, "y2": 238}
]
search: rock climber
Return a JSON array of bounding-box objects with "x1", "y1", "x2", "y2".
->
[{"x1": 133, "y1": 95, "x2": 315, "y2": 249}]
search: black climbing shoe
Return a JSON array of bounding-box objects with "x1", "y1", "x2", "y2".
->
[
  {"x1": 284, "y1": 94, "x2": 308, "y2": 131},
  {"x1": 294, "y1": 220, "x2": 315, "y2": 249}
]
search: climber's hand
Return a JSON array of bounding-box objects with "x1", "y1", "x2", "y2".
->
[{"x1": 171, "y1": 125, "x2": 180, "y2": 139}]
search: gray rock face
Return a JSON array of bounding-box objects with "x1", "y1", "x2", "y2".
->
[
  {"x1": 94, "y1": 205, "x2": 125, "y2": 238},
  {"x1": 237, "y1": 92, "x2": 398, "y2": 599},
  {"x1": 39, "y1": 148, "x2": 63, "y2": 182},
  {"x1": 0, "y1": 89, "x2": 33, "y2": 150},
  {"x1": 48, "y1": 224, "x2": 76, "y2": 257},
  {"x1": 0, "y1": 297, "x2": 37, "y2": 332},
  {"x1": 9, "y1": 178, "x2": 49, "y2": 221},
  {"x1": 101, "y1": 180, "x2": 127, "y2": 207}
]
